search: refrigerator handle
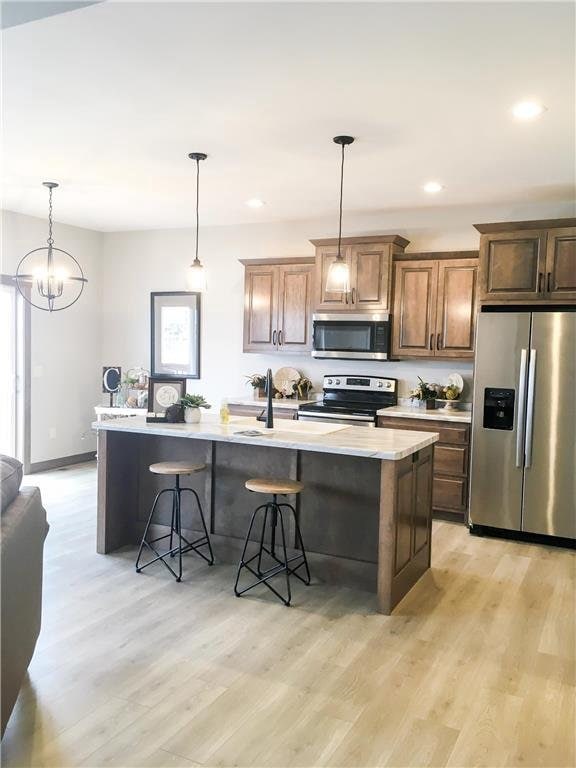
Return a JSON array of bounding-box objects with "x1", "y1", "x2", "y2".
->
[
  {"x1": 516, "y1": 348, "x2": 528, "y2": 467},
  {"x1": 524, "y1": 349, "x2": 537, "y2": 468}
]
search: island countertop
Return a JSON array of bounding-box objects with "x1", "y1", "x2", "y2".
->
[{"x1": 93, "y1": 414, "x2": 438, "y2": 461}]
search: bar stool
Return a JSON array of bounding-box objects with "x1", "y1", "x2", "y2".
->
[
  {"x1": 234, "y1": 477, "x2": 311, "y2": 606},
  {"x1": 136, "y1": 461, "x2": 214, "y2": 582}
]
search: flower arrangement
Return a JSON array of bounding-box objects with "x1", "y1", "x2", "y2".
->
[{"x1": 409, "y1": 377, "x2": 440, "y2": 410}]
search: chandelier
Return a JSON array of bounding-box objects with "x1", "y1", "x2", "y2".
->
[{"x1": 14, "y1": 182, "x2": 87, "y2": 312}]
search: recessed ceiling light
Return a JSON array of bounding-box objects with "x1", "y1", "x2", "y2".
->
[
  {"x1": 512, "y1": 100, "x2": 546, "y2": 121},
  {"x1": 422, "y1": 181, "x2": 444, "y2": 194},
  {"x1": 245, "y1": 198, "x2": 265, "y2": 208}
]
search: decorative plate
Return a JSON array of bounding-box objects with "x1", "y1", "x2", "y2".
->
[
  {"x1": 446, "y1": 373, "x2": 464, "y2": 395},
  {"x1": 273, "y1": 367, "x2": 300, "y2": 397}
]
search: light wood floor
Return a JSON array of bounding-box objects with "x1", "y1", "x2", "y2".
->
[{"x1": 2, "y1": 462, "x2": 574, "y2": 768}]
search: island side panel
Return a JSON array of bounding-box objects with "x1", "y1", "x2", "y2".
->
[
  {"x1": 378, "y1": 445, "x2": 434, "y2": 614},
  {"x1": 297, "y1": 451, "x2": 379, "y2": 592},
  {"x1": 97, "y1": 429, "x2": 140, "y2": 553},
  {"x1": 212, "y1": 442, "x2": 298, "y2": 543}
]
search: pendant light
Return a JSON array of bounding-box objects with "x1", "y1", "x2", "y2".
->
[
  {"x1": 187, "y1": 152, "x2": 208, "y2": 292},
  {"x1": 325, "y1": 135, "x2": 355, "y2": 293},
  {"x1": 14, "y1": 182, "x2": 87, "y2": 312}
]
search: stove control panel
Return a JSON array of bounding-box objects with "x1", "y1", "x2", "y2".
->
[{"x1": 323, "y1": 375, "x2": 397, "y2": 392}]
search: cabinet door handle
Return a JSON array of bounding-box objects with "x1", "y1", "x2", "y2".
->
[
  {"x1": 538, "y1": 272, "x2": 544, "y2": 293},
  {"x1": 272, "y1": 330, "x2": 277, "y2": 346},
  {"x1": 429, "y1": 333, "x2": 433, "y2": 350},
  {"x1": 547, "y1": 272, "x2": 551, "y2": 293},
  {"x1": 278, "y1": 330, "x2": 283, "y2": 346},
  {"x1": 351, "y1": 287, "x2": 356, "y2": 305},
  {"x1": 437, "y1": 333, "x2": 442, "y2": 350}
]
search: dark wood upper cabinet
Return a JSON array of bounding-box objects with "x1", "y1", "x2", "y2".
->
[
  {"x1": 545, "y1": 227, "x2": 576, "y2": 300},
  {"x1": 277, "y1": 263, "x2": 314, "y2": 353},
  {"x1": 392, "y1": 260, "x2": 438, "y2": 357},
  {"x1": 391, "y1": 253, "x2": 478, "y2": 359},
  {"x1": 351, "y1": 243, "x2": 393, "y2": 311},
  {"x1": 475, "y1": 219, "x2": 576, "y2": 304},
  {"x1": 241, "y1": 258, "x2": 314, "y2": 354},
  {"x1": 312, "y1": 235, "x2": 409, "y2": 313},
  {"x1": 436, "y1": 259, "x2": 478, "y2": 358},
  {"x1": 243, "y1": 263, "x2": 279, "y2": 353}
]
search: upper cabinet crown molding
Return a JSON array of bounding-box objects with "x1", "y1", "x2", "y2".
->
[
  {"x1": 474, "y1": 218, "x2": 576, "y2": 234},
  {"x1": 239, "y1": 257, "x2": 315, "y2": 266},
  {"x1": 310, "y1": 234, "x2": 410, "y2": 248},
  {"x1": 312, "y1": 233, "x2": 409, "y2": 312},
  {"x1": 475, "y1": 218, "x2": 576, "y2": 304}
]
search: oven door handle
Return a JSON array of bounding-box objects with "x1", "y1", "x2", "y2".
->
[{"x1": 298, "y1": 411, "x2": 375, "y2": 422}]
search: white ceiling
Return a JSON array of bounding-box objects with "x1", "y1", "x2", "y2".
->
[{"x1": 2, "y1": 1, "x2": 575, "y2": 231}]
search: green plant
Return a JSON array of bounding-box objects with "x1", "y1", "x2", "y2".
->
[
  {"x1": 245, "y1": 374, "x2": 266, "y2": 389},
  {"x1": 296, "y1": 376, "x2": 313, "y2": 399},
  {"x1": 180, "y1": 394, "x2": 211, "y2": 409},
  {"x1": 409, "y1": 377, "x2": 439, "y2": 402}
]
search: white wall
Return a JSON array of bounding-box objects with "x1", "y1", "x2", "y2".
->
[
  {"x1": 1, "y1": 210, "x2": 102, "y2": 464},
  {"x1": 99, "y1": 198, "x2": 575, "y2": 407}
]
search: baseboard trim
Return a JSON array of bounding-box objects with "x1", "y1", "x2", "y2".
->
[{"x1": 29, "y1": 451, "x2": 96, "y2": 474}]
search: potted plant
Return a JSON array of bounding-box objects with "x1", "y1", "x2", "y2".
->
[
  {"x1": 409, "y1": 377, "x2": 439, "y2": 410},
  {"x1": 245, "y1": 374, "x2": 267, "y2": 399},
  {"x1": 180, "y1": 393, "x2": 211, "y2": 423},
  {"x1": 296, "y1": 375, "x2": 313, "y2": 400}
]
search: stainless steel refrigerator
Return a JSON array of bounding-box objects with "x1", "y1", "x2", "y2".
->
[{"x1": 469, "y1": 310, "x2": 575, "y2": 539}]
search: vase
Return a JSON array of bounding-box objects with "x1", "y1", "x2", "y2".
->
[
  {"x1": 425, "y1": 400, "x2": 436, "y2": 410},
  {"x1": 253, "y1": 388, "x2": 266, "y2": 400},
  {"x1": 184, "y1": 407, "x2": 201, "y2": 424}
]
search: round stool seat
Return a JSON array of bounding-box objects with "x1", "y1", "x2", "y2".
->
[
  {"x1": 149, "y1": 461, "x2": 206, "y2": 476},
  {"x1": 245, "y1": 477, "x2": 304, "y2": 495}
]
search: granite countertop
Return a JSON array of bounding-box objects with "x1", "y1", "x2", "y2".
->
[
  {"x1": 377, "y1": 404, "x2": 472, "y2": 424},
  {"x1": 227, "y1": 396, "x2": 315, "y2": 410},
  {"x1": 93, "y1": 414, "x2": 438, "y2": 461}
]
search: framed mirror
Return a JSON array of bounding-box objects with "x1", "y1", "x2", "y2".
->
[{"x1": 151, "y1": 292, "x2": 201, "y2": 379}]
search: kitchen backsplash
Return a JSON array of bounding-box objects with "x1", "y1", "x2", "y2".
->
[{"x1": 237, "y1": 354, "x2": 474, "y2": 402}]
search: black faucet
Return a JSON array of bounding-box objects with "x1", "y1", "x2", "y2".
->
[{"x1": 256, "y1": 368, "x2": 274, "y2": 429}]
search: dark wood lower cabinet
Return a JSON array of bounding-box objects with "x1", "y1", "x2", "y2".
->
[{"x1": 377, "y1": 416, "x2": 471, "y2": 523}]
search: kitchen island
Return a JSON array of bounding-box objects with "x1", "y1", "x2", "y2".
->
[{"x1": 94, "y1": 416, "x2": 438, "y2": 613}]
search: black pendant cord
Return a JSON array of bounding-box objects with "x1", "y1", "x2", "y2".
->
[
  {"x1": 194, "y1": 157, "x2": 200, "y2": 266},
  {"x1": 337, "y1": 142, "x2": 345, "y2": 261}
]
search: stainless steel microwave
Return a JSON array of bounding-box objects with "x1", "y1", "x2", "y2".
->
[{"x1": 312, "y1": 313, "x2": 391, "y2": 360}]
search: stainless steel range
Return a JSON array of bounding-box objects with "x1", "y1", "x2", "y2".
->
[{"x1": 298, "y1": 375, "x2": 398, "y2": 428}]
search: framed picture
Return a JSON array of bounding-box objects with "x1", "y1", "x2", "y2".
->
[
  {"x1": 147, "y1": 376, "x2": 186, "y2": 418},
  {"x1": 151, "y1": 292, "x2": 201, "y2": 379}
]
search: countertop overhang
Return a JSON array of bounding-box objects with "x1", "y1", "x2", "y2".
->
[{"x1": 93, "y1": 415, "x2": 438, "y2": 461}]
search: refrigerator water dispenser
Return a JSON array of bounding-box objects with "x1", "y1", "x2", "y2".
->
[{"x1": 483, "y1": 388, "x2": 515, "y2": 430}]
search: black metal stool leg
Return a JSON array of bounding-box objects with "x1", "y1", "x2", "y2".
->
[
  {"x1": 169, "y1": 490, "x2": 176, "y2": 556},
  {"x1": 136, "y1": 488, "x2": 171, "y2": 573},
  {"x1": 276, "y1": 503, "x2": 291, "y2": 607},
  {"x1": 234, "y1": 503, "x2": 268, "y2": 596},
  {"x1": 181, "y1": 487, "x2": 214, "y2": 565},
  {"x1": 256, "y1": 503, "x2": 270, "y2": 576},
  {"x1": 175, "y1": 485, "x2": 183, "y2": 582},
  {"x1": 279, "y1": 502, "x2": 311, "y2": 585}
]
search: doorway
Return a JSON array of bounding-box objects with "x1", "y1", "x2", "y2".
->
[{"x1": 0, "y1": 276, "x2": 29, "y2": 467}]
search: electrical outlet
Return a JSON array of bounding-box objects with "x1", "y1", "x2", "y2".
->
[{"x1": 49, "y1": 428, "x2": 57, "y2": 439}]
